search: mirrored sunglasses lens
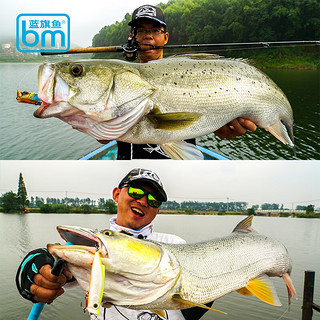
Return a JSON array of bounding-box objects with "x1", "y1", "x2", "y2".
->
[
  {"x1": 128, "y1": 187, "x2": 144, "y2": 199},
  {"x1": 147, "y1": 194, "x2": 162, "y2": 208}
]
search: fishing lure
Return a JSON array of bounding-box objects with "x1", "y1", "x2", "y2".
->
[
  {"x1": 87, "y1": 251, "x2": 105, "y2": 315},
  {"x1": 16, "y1": 90, "x2": 41, "y2": 105}
]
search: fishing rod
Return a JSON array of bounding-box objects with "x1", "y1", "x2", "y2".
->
[{"x1": 41, "y1": 40, "x2": 319, "y2": 61}]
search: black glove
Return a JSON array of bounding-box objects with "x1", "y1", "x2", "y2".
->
[{"x1": 16, "y1": 248, "x2": 54, "y2": 302}]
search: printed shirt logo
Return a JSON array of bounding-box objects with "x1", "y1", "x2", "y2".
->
[
  {"x1": 136, "y1": 6, "x2": 157, "y2": 18},
  {"x1": 143, "y1": 145, "x2": 170, "y2": 158}
]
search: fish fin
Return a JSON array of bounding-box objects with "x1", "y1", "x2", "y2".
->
[
  {"x1": 161, "y1": 141, "x2": 204, "y2": 160},
  {"x1": 172, "y1": 294, "x2": 226, "y2": 314},
  {"x1": 232, "y1": 215, "x2": 256, "y2": 233},
  {"x1": 151, "y1": 310, "x2": 167, "y2": 319},
  {"x1": 147, "y1": 112, "x2": 201, "y2": 130},
  {"x1": 282, "y1": 272, "x2": 298, "y2": 310},
  {"x1": 265, "y1": 120, "x2": 294, "y2": 147},
  {"x1": 246, "y1": 275, "x2": 282, "y2": 306},
  {"x1": 236, "y1": 287, "x2": 254, "y2": 296}
]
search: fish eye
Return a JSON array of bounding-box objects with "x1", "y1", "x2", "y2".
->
[
  {"x1": 70, "y1": 64, "x2": 84, "y2": 76},
  {"x1": 103, "y1": 230, "x2": 112, "y2": 236}
]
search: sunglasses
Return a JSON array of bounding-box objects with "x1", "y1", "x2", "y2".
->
[{"x1": 124, "y1": 185, "x2": 162, "y2": 208}]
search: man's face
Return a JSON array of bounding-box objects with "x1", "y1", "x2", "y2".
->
[
  {"x1": 113, "y1": 183, "x2": 160, "y2": 230},
  {"x1": 132, "y1": 19, "x2": 169, "y2": 63}
]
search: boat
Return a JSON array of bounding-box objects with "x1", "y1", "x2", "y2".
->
[{"x1": 79, "y1": 141, "x2": 230, "y2": 160}]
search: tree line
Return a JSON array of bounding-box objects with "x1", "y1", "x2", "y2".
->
[
  {"x1": 161, "y1": 200, "x2": 248, "y2": 211},
  {"x1": 0, "y1": 173, "x2": 316, "y2": 214},
  {"x1": 92, "y1": 0, "x2": 319, "y2": 60}
]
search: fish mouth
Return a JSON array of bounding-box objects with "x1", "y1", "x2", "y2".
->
[
  {"x1": 57, "y1": 225, "x2": 102, "y2": 248},
  {"x1": 35, "y1": 63, "x2": 76, "y2": 118}
]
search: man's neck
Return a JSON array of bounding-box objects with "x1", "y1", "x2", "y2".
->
[{"x1": 109, "y1": 217, "x2": 153, "y2": 239}]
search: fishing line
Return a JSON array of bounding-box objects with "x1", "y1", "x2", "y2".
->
[
  {"x1": 114, "y1": 306, "x2": 131, "y2": 320},
  {"x1": 275, "y1": 305, "x2": 289, "y2": 320},
  {"x1": 16, "y1": 63, "x2": 39, "y2": 93}
]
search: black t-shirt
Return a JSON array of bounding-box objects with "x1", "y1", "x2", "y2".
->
[{"x1": 117, "y1": 139, "x2": 196, "y2": 160}]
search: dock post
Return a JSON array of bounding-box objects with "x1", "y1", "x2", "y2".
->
[{"x1": 302, "y1": 270, "x2": 315, "y2": 320}]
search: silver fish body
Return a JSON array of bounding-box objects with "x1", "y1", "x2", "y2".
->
[
  {"x1": 35, "y1": 55, "x2": 294, "y2": 159},
  {"x1": 48, "y1": 216, "x2": 297, "y2": 313}
]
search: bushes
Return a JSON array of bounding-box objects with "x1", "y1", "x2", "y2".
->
[
  {"x1": 40, "y1": 204, "x2": 70, "y2": 213},
  {"x1": 39, "y1": 204, "x2": 99, "y2": 213}
]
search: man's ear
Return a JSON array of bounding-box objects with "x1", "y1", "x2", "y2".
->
[
  {"x1": 112, "y1": 187, "x2": 120, "y2": 203},
  {"x1": 164, "y1": 32, "x2": 169, "y2": 45}
]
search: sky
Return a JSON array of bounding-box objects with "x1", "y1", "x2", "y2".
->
[
  {"x1": 2, "y1": 0, "x2": 168, "y2": 47},
  {"x1": 0, "y1": 160, "x2": 319, "y2": 208}
]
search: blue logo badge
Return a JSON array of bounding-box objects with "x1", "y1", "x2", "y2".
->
[{"x1": 16, "y1": 14, "x2": 70, "y2": 53}]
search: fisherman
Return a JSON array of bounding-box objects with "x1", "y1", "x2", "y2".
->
[
  {"x1": 16, "y1": 168, "x2": 213, "y2": 320},
  {"x1": 111, "y1": 4, "x2": 257, "y2": 159}
]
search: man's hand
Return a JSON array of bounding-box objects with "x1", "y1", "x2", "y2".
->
[
  {"x1": 30, "y1": 264, "x2": 72, "y2": 303},
  {"x1": 214, "y1": 118, "x2": 256, "y2": 139}
]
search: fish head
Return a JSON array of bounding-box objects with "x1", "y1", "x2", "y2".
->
[
  {"x1": 52, "y1": 225, "x2": 164, "y2": 274},
  {"x1": 34, "y1": 60, "x2": 155, "y2": 140},
  {"x1": 96, "y1": 229, "x2": 168, "y2": 275},
  {"x1": 48, "y1": 226, "x2": 181, "y2": 306},
  {"x1": 35, "y1": 60, "x2": 115, "y2": 121}
]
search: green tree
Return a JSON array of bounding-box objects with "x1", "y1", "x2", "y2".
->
[
  {"x1": 247, "y1": 207, "x2": 256, "y2": 215},
  {"x1": 79, "y1": 204, "x2": 91, "y2": 213},
  {"x1": 17, "y1": 173, "x2": 29, "y2": 209},
  {"x1": 35, "y1": 197, "x2": 44, "y2": 207},
  {"x1": 0, "y1": 191, "x2": 20, "y2": 212},
  {"x1": 306, "y1": 205, "x2": 314, "y2": 214},
  {"x1": 104, "y1": 200, "x2": 117, "y2": 214}
]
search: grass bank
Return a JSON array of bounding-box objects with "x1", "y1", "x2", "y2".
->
[{"x1": 227, "y1": 46, "x2": 319, "y2": 70}]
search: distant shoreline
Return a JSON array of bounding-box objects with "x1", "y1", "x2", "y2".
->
[
  {"x1": 0, "y1": 54, "x2": 318, "y2": 70},
  {"x1": 1, "y1": 211, "x2": 319, "y2": 218}
]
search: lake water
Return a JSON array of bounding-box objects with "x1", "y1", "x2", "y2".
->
[
  {"x1": 0, "y1": 62, "x2": 319, "y2": 160},
  {"x1": 1, "y1": 213, "x2": 319, "y2": 320}
]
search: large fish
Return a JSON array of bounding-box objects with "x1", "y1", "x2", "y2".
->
[
  {"x1": 48, "y1": 216, "x2": 297, "y2": 316},
  {"x1": 34, "y1": 54, "x2": 294, "y2": 159}
]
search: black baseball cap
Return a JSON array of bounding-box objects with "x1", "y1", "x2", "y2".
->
[
  {"x1": 118, "y1": 168, "x2": 167, "y2": 202},
  {"x1": 128, "y1": 5, "x2": 166, "y2": 27}
]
